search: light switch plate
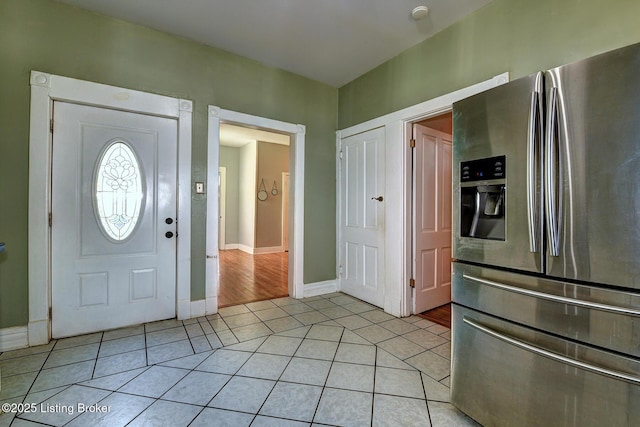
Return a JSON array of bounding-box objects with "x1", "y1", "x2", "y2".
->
[{"x1": 195, "y1": 182, "x2": 205, "y2": 194}]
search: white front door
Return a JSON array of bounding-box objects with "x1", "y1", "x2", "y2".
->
[
  {"x1": 51, "y1": 102, "x2": 178, "y2": 338},
  {"x1": 413, "y1": 124, "x2": 452, "y2": 313},
  {"x1": 339, "y1": 128, "x2": 385, "y2": 308}
]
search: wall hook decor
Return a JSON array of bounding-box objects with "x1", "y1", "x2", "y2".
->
[
  {"x1": 271, "y1": 180, "x2": 278, "y2": 196},
  {"x1": 257, "y1": 178, "x2": 268, "y2": 201}
]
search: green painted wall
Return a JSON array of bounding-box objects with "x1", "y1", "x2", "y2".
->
[
  {"x1": 339, "y1": 0, "x2": 640, "y2": 128},
  {"x1": 4, "y1": 0, "x2": 638, "y2": 332},
  {"x1": 219, "y1": 146, "x2": 240, "y2": 245},
  {"x1": 0, "y1": 0, "x2": 338, "y2": 328}
]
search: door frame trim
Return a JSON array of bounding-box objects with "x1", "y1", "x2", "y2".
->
[
  {"x1": 207, "y1": 106, "x2": 305, "y2": 303},
  {"x1": 337, "y1": 72, "x2": 509, "y2": 317},
  {"x1": 218, "y1": 166, "x2": 227, "y2": 250},
  {"x1": 28, "y1": 71, "x2": 192, "y2": 346},
  {"x1": 282, "y1": 172, "x2": 290, "y2": 251}
]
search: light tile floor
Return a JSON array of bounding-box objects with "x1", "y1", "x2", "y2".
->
[{"x1": 0, "y1": 293, "x2": 480, "y2": 426}]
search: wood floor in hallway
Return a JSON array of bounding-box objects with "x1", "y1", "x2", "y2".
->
[
  {"x1": 218, "y1": 249, "x2": 289, "y2": 308},
  {"x1": 418, "y1": 303, "x2": 451, "y2": 328}
]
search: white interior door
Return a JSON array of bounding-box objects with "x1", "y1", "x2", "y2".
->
[
  {"x1": 413, "y1": 124, "x2": 452, "y2": 313},
  {"x1": 339, "y1": 128, "x2": 385, "y2": 308},
  {"x1": 51, "y1": 102, "x2": 178, "y2": 338},
  {"x1": 282, "y1": 172, "x2": 290, "y2": 251}
]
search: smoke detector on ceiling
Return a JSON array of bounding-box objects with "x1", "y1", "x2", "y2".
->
[{"x1": 411, "y1": 6, "x2": 430, "y2": 21}]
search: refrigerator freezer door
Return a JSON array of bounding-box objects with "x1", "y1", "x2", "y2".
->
[
  {"x1": 452, "y1": 262, "x2": 640, "y2": 358},
  {"x1": 545, "y1": 42, "x2": 640, "y2": 289},
  {"x1": 451, "y1": 304, "x2": 640, "y2": 427},
  {"x1": 453, "y1": 72, "x2": 543, "y2": 273}
]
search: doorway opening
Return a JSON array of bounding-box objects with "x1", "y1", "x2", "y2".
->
[
  {"x1": 218, "y1": 123, "x2": 291, "y2": 307},
  {"x1": 206, "y1": 106, "x2": 306, "y2": 314},
  {"x1": 411, "y1": 112, "x2": 453, "y2": 316},
  {"x1": 336, "y1": 72, "x2": 508, "y2": 318}
]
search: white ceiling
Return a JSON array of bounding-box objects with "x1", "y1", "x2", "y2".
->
[{"x1": 54, "y1": 0, "x2": 492, "y2": 87}]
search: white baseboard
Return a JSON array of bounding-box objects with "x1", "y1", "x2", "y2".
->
[
  {"x1": 223, "y1": 244, "x2": 284, "y2": 255},
  {"x1": 28, "y1": 319, "x2": 49, "y2": 347},
  {"x1": 177, "y1": 299, "x2": 191, "y2": 320},
  {"x1": 177, "y1": 297, "x2": 219, "y2": 320},
  {"x1": 303, "y1": 280, "x2": 338, "y2": 298},
  {"x1": 238, "y1": 244, "x2": 254, "y2": 254},
  {"x1": 0, "y1": 326, "x2": 29, "y2": 352},
  {"x1": 205, "y1": 296, "x2": 218, "y2": 315},
  {"x1": 190, "y1": 300, "x2": 206, "y2": 318},
  {"x1": 254, "y1": 246, "x2": 284, "y2": 254}
]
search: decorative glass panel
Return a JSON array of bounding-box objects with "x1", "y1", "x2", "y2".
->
[{"x1": 94, "y1": 141, "x2": 145, "y2": 241}]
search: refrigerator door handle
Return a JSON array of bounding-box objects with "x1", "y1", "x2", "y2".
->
[
  {"x1": 462, "y1": 273, "x2": 640, "y2": 317},
  {"x1": 527, "y1": 90, "x2": 541, "y2": 253},
  {"x1": 463, "y1": 316, "x2": 640, "y2": 385},
  {"x1": 545, "y1": 87, "x2": 560, "y2": 256}
]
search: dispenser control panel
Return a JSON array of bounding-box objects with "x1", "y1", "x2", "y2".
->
[{"x1": 461, "y1": 155, "x2": 506, "y2": 182}]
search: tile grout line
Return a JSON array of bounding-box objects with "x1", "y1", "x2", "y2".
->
[
  {"x1": 198, "y1": 336, "x2": 266, "y2": 416},
  {"x1": 12, "y1": 346, "x2": 62, "y2": 424},
  {"x1": 370, "y1": 343, "x2": 378, "y2": 427},
  {"x1": 245, "y1": 324, "x2": 312, "y2": 424},
  {"x1": 308, "y1": 324, "x2": 345, "y2": 425},
  {"x1": 182, "y1": 322, "x2": 197, "y2": 356},
  {"x1": 90, "y1": 332, "x2": 105, "y2": 380},
  {"x1": 1, "y1": 293, "x2": 454, "y2": 427}
]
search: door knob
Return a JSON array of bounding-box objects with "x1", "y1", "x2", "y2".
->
[
  {"x1": 165, "y1": 218, "x2": 174, "y2": 225},
  {"x1": 371, "y1": 196, "x2": 383, "y2": 202},
  {"x1": 165, "y1": 231, "x2": 174, "y2": 238}
]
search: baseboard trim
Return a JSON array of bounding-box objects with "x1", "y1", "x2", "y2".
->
[
  {"x1": 177, "y1": 299, "x2": 190, "y2": 320},
  {"x1": 238, "y1": 244, "x2": 254, "y2": 254},
  {"x1": 205, "y1": 296, "x2": 218, "y2": 315},
  {"x1": 303, "y1": 280, "x2": 338, "y2": 298},
  {"x1": 28, "y1": 319, "x2": 49, "y2": 347},
  {"x1": 0, "y1": 326, "x2": 29, "y2": 352},
  {"x1": 222, "y1": 244, "x2": 239, "y2": 250},
  {"x1": 190, "y1": 300, "x2": 206, "y2": 318},
  {"x1": 177, "y1": 298, "x2": 219, "y2": 320},
  {"x1": 254, "y1": 246, "x2": 284, "y2": 254}
]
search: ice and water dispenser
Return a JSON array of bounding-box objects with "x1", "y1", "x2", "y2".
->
[{"x1": 459, "y1": 155, "x2": 506, "y2": 241}]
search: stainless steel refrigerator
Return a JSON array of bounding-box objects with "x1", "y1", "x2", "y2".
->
[{"x1": 451, "y1": 42, "x2": 640, "y2": 427}]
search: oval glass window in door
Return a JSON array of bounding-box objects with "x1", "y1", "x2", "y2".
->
[{"x1": 94, "y1": 141, "x2": 145, "y2": 241}]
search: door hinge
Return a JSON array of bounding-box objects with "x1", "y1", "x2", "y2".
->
[
  {"x1": 339, "y1": 150, "x2": 343, "y2": 160},
  {"x1": 339, "y1": 265, "x2": 343, "y2": 277},
  {"x1": 409, "y1": 278, "x2": 416, "y2": 288},
  {"x1": 49, "y1": 306, "x2": 52, "y2": 319},
  {"x1": 50, "y1": 119, "x2": 54, "y2": 133},
  {"x1": 48, "y1": 212, "x2": 52, "y2": 227},
  {"x1": 409, "y1": 138, "x2": 416, "y2": 148}
]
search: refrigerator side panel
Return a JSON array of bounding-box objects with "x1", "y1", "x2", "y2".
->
[
  {"x1": 453, "y1": 73, "x2": 543, "y2": 273},
  {"x1": 546, "y1": 41, "x2": 640, "y2": 289}
]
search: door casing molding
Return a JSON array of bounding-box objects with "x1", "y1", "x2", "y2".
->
[
  {"x1": 207, "y1": 106, "x2": 305, "y2": 305},
  {"x1": 28, "y1": 71, "x2": 192, "y2": 346},
  {"x1": 218, "y1": 166, "x2": 227, "y2": 250}
]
